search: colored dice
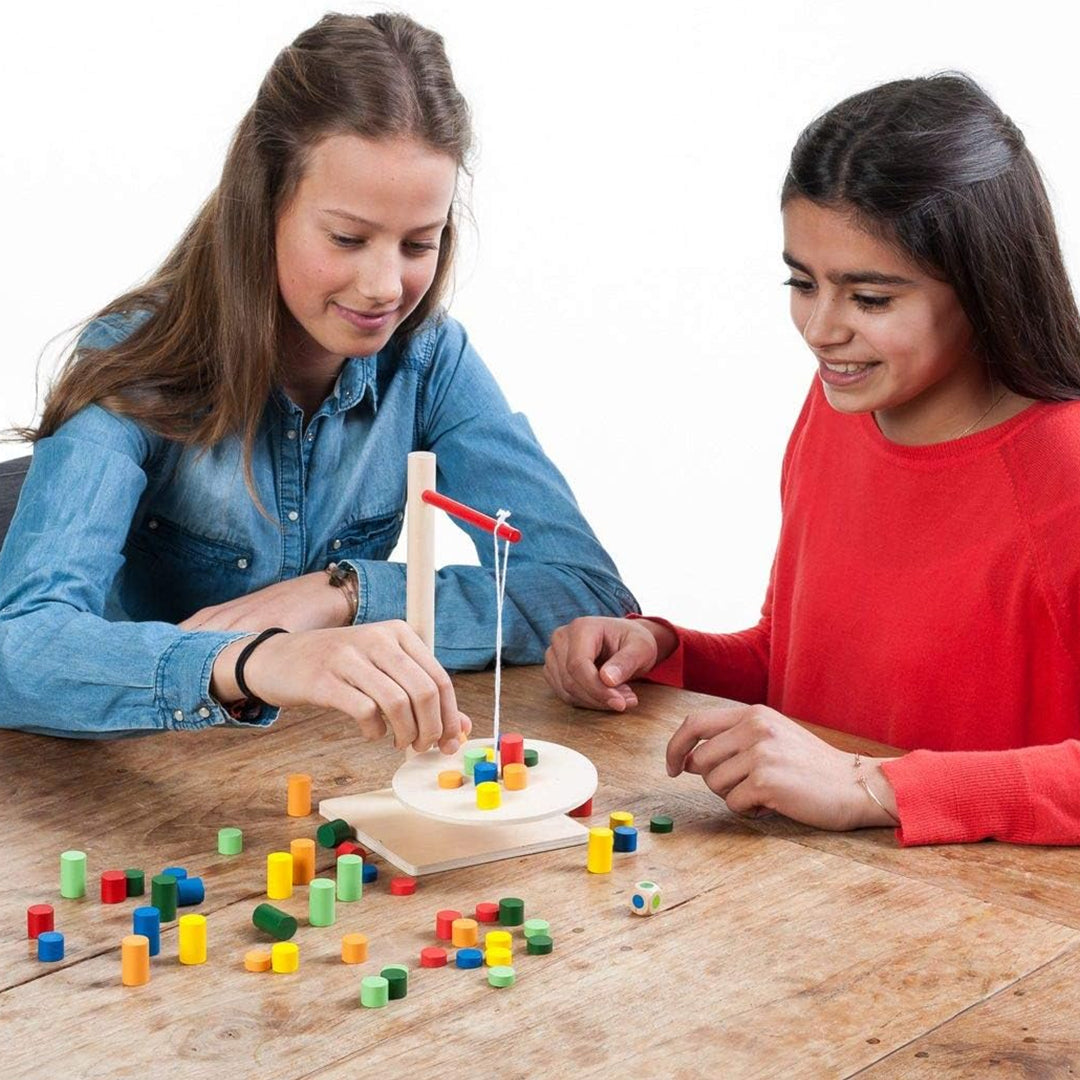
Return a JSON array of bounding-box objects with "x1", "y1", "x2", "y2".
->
[{"x1": 630, "y1": 880, "x2": 662, "y2": 916}]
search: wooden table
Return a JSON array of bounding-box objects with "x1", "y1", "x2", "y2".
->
[{"x1": 2, "y1": 667, "x2": 1078, "y2": 1079}]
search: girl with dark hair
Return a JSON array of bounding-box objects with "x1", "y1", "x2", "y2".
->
[
  {"x1": 0, "y1": 12, "x2": 636, "y2": 743},
  {"x1": 545, "y1": 73, "x2": 1080, "y2": 846}
]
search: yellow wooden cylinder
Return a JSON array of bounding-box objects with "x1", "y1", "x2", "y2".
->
[
  {"x1": 267, "y1": 852, "x2": 293, "y2": 899},
  {"x1": 485, "y1": 946, "x2": 512, "y2": 967},
  {"x1": 610, "y1": 811, "x2": 634, "y2": 831},
  {"x1": 587, "y1": 827, "x2": 614, "y2": 874},
  {"x1": 290, "y1": 838, "x2": 315, "y2": 886},
  {"x1": 121, "y1": 934, "x2": 150, "y2": 986},
  {"x1": 272, "y1": 941, "x2": 299, "y2": 973},
  {"x1": 178, "y1": 914, "x2": 207, "y2": 965},
  {"x1": 476, "y1": 781, "x2": 501, "y2": 810}
]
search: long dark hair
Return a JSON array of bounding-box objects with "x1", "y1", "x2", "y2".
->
[
  {"x1": 23, "y1": 12, "x2": 473, "y2": 464},
  {"x1": 783, "y1": 73, "x2": 1080, "y2": 400}
]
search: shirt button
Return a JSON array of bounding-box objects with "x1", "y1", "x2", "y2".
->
[
  {"x1": 173, "y1": 709, "x2": 184, "y2": 722},
  {"x1": 332, "y1": 539, "x2": 342, "y2": 550},
  {"x1": 237, "y1": 558, "x2": 248, "y2": 569},
  {"x1": 306, "y1": 432, "x2": 315, "y2": 442},
  {"x1": 197, "y1": 706, "x2": 211, "y2": 719},
  {"x1": 148, "y1": 519, "x2": 159, "y2": 530},
  {"x1": 288, "y1": 510, "x2": 299, "y2": 522},
  {"x1": 286, "y1": 429, "x2": 297, "y2": 440}
]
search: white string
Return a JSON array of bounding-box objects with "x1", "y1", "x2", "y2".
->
[{"x1": 492, "y1": 509, "x2": 512, "y2": 751}]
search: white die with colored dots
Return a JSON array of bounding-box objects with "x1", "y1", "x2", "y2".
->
[{"x1": 630, "y1": 880, "x2": 662, "y2": 916}]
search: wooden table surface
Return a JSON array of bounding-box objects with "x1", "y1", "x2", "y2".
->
[{"x1": 2, "y1": 666, "x2": 1079, "y2": 1079}]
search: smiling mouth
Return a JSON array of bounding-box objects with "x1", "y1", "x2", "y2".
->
[{"x1": 821, "y1": 360, "x2": 880, "y2": 374}]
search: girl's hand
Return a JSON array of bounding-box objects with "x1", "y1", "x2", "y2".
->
[
  {"x1": 212, "y1": 621, "x2": 470, "y2": 754},
  {"x1": 180, "y1": 572, "x2": 353, "y2": 633},
  {"x1": 543, "y1": 616, "x2": 678, "y2": 712},
  {"x1": 666, "y1": 704, "x2": 899, "y2": 830}
]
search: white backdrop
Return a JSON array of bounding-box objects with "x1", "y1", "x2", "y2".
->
[{"x1": 2, "y1": 0, "x2": 1078, "y2": 633}]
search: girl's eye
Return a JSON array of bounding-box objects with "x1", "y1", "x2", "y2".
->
[
  {"x1": 330, "y1": 233, "x2": 364, "y2": 248},
  {"x1": 405, "y1": 241, "x2": 438, "y2": 255},
  {"x1": 854, "y1": 294, "x2": 892, "y2": 310},
  {"x1": 783, "y1": 277, "x2": 814, "y2": 293}
]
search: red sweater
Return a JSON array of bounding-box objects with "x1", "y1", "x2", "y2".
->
[{"x1": 647, "y1": 381, "x2": 1080, "y2": 846}]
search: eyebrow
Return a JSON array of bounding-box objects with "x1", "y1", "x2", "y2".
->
[
  {"x1": 322, "y1": 208, "x2": 447, "y2": 232},
  {"x1": 782, "y1": 252, "x2": 916, "y2": 287}
]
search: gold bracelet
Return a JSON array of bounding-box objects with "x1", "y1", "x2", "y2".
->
[
  {"x1": 853, "y1": 752, "x2": 900, "y2": 825},
  {"x1": 326, "y1": 562, "x2": 360, "y2": 625}
]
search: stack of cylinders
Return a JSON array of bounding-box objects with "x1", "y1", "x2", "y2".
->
[
  {"x1": 178, "y1": 914, "x2": 207, "y2": 965},
  {"x1": 121, "y1": 935, "x2": 150, "y2": 986}
]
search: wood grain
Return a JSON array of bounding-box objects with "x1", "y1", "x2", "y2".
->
[{"x1": 2, "y1": 666, "x2": 1077, "y2": 1079}]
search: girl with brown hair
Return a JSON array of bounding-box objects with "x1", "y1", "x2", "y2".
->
[
  {"x1": 0, "y1": 12, "x2": 635, "y2": 743},
  {"x1": 545, "y1": 73, "x2": 1080, "y2": 846}
]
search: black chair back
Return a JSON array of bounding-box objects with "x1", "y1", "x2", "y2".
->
[{"x1": 0, "y1": 456, "x2": 32, "y2": 550}]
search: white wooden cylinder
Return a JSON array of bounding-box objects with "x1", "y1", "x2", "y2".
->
[{"x1": 406, "y1": 451, "x2": 437, "y2": 651}]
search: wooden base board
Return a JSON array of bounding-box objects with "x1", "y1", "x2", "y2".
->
[{"x1": 318, "y1": 788, "x2": 589, "y2": 876}]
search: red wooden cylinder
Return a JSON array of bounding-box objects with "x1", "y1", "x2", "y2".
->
[
  {"x1": 435, "y1": 909, "x2": 462, "y2": 940},
  {"x1": 101, "y1": 870, "x2": 128, "y2": 904},
  {"x1": 27, "y1": 904, "x2": 54, "y2": 939},
  {"x1": 499, "y1": 733, "x2": 525, "y2": 770},
  {"x1": 475, "y1": 901, "x2": 500, "y2": 923}
]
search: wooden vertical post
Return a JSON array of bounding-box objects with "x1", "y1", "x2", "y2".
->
[{"x1": 406, "y1": 451, "x2": 437, "y2": 651}]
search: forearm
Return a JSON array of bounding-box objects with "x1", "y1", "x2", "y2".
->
[
  {"x1": 347, "y1": 558, "x2": 635, "y2": 669},
  {"x1": 881, "y1": 740, "x2": 1080, "y2": 846},
  {"x1": 0, "y1": 607, "x2": 270, "y2": 737},
  {"x1": 641, "y1": 617, "x2": 772, "y2": 703}
]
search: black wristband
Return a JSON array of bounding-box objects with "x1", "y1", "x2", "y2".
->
[{"x1": 234, "y1": 627, "x2": 289, "y2": 701}]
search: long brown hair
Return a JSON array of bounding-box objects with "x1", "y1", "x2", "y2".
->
[
  {"x1": 783, "y1": 73, "x2": 1080, "y2": 400},
  {"x1": 24, "y1": 12, "x2": 473, "y2": 466}
]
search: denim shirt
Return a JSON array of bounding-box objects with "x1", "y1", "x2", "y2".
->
[{"x1": 0, "y1": 312, "x2": 637, "y2": 737}]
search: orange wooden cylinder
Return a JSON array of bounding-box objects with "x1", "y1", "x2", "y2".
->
[
  {"x1": 121, "y1": 934, "x2": 150, "y2": 986},
  {"x1": 290, "y1": 838, "x2": 316, "y2": 885},
  {"x1": 287, "y1": 773, "x2": 312, "y2": 817},
  {"x1": 503, "y1": 763, "x2": 528, "y2": 790},
  {"x1": 342, "y1": 933, "x2": 369, "y2": 964},
  {"x1": 451, "y1": 918, "x2": 479, "y2": 948}
]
